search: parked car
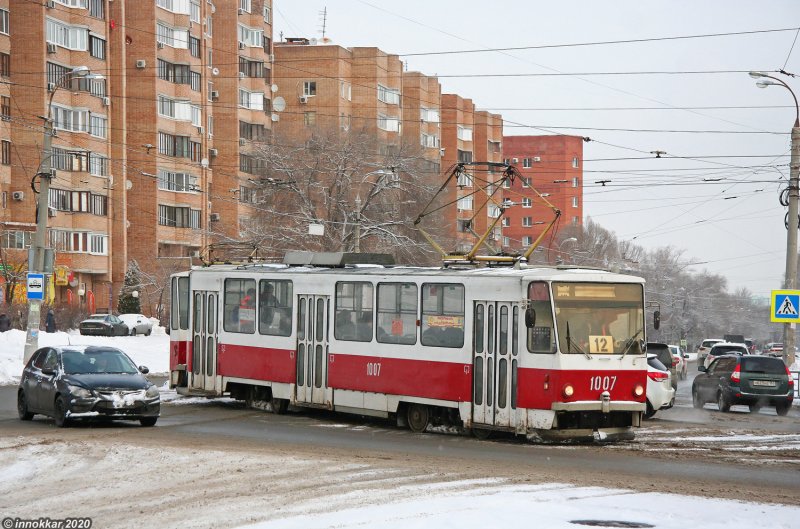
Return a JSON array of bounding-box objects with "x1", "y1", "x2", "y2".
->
[
  {"x1": 692, "y1": 355, "x2": 794, "y2": 415},
  {"x1": 697, "y1": 338, "x2": 724, "y2": 367},
  {"x1": 119, "y1": 314, "x2": 153, "y2": 336},
  {"x1": 668, "y1": 345, "x2": 688, "y2": 380},
  {"x1": 17, "y1": 345, "x2": 160, "y2": 427},
  {"x1": 646, "y1": 342, "x2": 677, "y2": 390},
  {"x1": 79, "y1": 314, "x2": 129, "y2": 336},
  {"x1": 764, "y1": 343, "x2": 784, "y2": 357},
  {"x1": 645, "y1": 354, "x2": 675, "y2": 418},
  {"x1": 703, "y1": 342, "x2": 749, "y2": 369}
]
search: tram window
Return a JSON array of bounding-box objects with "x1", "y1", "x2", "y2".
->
[
  {"x1": 421, "y1": 283, "x2": 465, "y2": 348},
  {"x1": 259, "y1": 279, "x2": 293, "y2": 337},
  {"x1": 193, "y1": 293, "x2": 202, "y2": 333},
  {"x1": 377, "y1": 283, "x2": 417, "y2": 345},
  {"x1": 178, "y1": 277, "x2": 190, "y2": 330},
  {"x1": 499, "y1": 306, "x2": 508, "y2": 355},
  {"x1": 223, "y1": 278, "x2": 256, "y2": 334},
  {"x1": 298, "y1": 298, "x2": 306, "y2": 340},
  {"x1": 171, "y1": 278, "x2": 178, "y2": 330},
  {"x1": 527, "y1": 281, "x2": 556, "y2": 354},
  {"x1": 335, "y1": 282, "x2": 373, "y2": 342},
  {"x1": 474, "y1": 304, "x2": 484, "y2": 353},
  {"x1": 512, "y1": 306, "x2": 519, "y2": 356}
]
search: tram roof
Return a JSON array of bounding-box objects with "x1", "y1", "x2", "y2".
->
[{"x1": 185, "y1": 263, "x2": 644, "y2": 284}]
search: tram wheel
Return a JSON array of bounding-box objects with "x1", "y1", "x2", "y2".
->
[
  {"x1": 471, "y1": 428, "x2": 492, "y2": 440},
  {"x1": 270, "y1": 396, "x2": 289, "y2": 414},
  {"x1": 407, "y1": 404, "x2": 430, "y2": 433}
]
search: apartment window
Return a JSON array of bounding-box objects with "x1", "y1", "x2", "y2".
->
[
  {"x1": 158, "y1": 132, "x2": 200, "y2": 161},
  {"x1": 262, "y1": 35, "x2": 272, "y2": 54},
  {"x1": 158, "y1": 95, "x2": 195, "y2": 122},
  {"x1": 88, "y1": 154, "x2": 109, "y2": 176},
  {"x1": 457, "y1": 149, "x2": 473, "y2": 163},
  {"x1": 207, "y1": 115, "x2": 214, "y2": 137},
  {"x1": 89, "y1": 115, "x2": 107, "y2": 138},
  {"x1": 158, "y1": 170, "x2": 198, "y2": 192},
  {"x1": 52, "y1": 105, "x2": 88, "y2": 133},
  {"x1": 238, "y1": 89, "x2": 264, "y2": 111},
  {"x1": 522, "y1": 197, "x2": 532, "y2": 208},
  {"x1": 340, "y1": 81, "x2": 351, "y2": 100},
  {"x1": 487, "y1": 206, "x2": 501, "y2": 218},
  {"x1": 457, "y1": 197, "x2": 473, "y2": 210},
  {"x1": 572, "y1": 216, "x2": 579, "y2": 227},
  {"x1": 522, "y1": 217, "x2": 532, "y2": 227},
  {"x1": 238, "y1": 24, "x2": 263, "y2": 47},
  {"x1": 502, "y1": 179, "x2": 510, "y2": 189},
  {"x1": 572, "y1": 177, "x2": 579, "y2": 188},
  {"x1": 157, "y1": 0, "x2": 190, "y2": 14},
  {"x1": 522, "y1": 177, "x2": 531, "y2": 188},
  {"x1": 158, "y1": 204, "x2": 201, "y2": 228},
  {"x1": 88, "y1": 0, "x2": 105, "y2": 19},
  {"x1": 263, "y1": 4, "x2": 271, "y2": 23},
  {"x1": 239, "y1": 154, "x2": 264, "y2": 175},
  {"x1": 421, "y1": 133, "x2": 438, "y2": 148},
  {"x1": 190, "y1": 0, "x2": 200, "y2": 23},
  {"x1": 156, "y1": 22, "x2": 189, "y2": 49},
  {"x1": 572, "y1": 196, "x2": 579, "y2": 208},
  {"x1": 502, "y1": 236, "x2": 510, "y2": 247},
  {"x1": 189, "y1": 36, "x2": 201, "y2": 58},
  {"x1": 157, "y1": 60, "x2": 193, "y2": 85},
  {"x1": 522, "y1": 158, "x2": 531, "y2": 168},
  {"x1": 456, "y1": 172, "x2": 472, "y2": 188},
  {"x1": 89, "y1": 35, "x2": 106, "y2": 60},
  {"x1": 377, "y1": 84, "x2": 400, "y2": 105},
  {"x1": 523, "y1": 236, "x2": 533, "y2": 246},
  {"x1": 191, "y1": 105, "x2": 201, "y2": 127},
  {"x1": 488, "y1": 140, "x2": 501, "y2": 154},
  {"x1": 1, "y1": 140, "x2": 10, "y2": 165},
  {"x1": 0, "y1": 53, "x2": 8, "y2": 77},
  {"x1": 303, "y1": 112, "x2": 316, "y2": 127},
  {"x1": 205, "y1": 15, "x2": 212, "y2": 37},
  {"x1": 46, "y1": 19, "x2": 89, "y2": 50},
  {"x1": 1, "y1": 96, "x2": 9, "y2": 121},
  {"x1": 0, "y1": 9, "x2": 8, "y2": 35},
  {"x1": 303, "y1": 81, "x2": 317, "y2": 96},
  {"x1": 239, "y1": 57, "x2": 264, "y2": 78},
  {"x1": 457, "y1": 126, "x2": 473, "y2": 141},
  {"x1": 90, "y1": 234, "x2": 108, "y2": 255},
  {"x1": 420, "y1": 107, "x2": 439, "y2": 123},
  {"x1": 501, "y1": 217, "x2": 510, "y2": 227},
  {"x1": 49, "y1": 189, "x2": 107, "y2": 216},
  {"x1": 239, "y1": 121, "x2": 266, "y2": 141},
  {"x1": 2, "y1": 231, "x2": 32, "y2": 249},
  {"x1": 573, "y1": 156, "x2": 579, "y2": 168},
  {"x1": 377, "y1": 115, "x2": 400, "y2": 132},
  {"x1": 239, "y1": 186, "x2": 258, "y2": 204},
  {"x1": 239, "y1": 0, "x2": 252, "y2": 13}
]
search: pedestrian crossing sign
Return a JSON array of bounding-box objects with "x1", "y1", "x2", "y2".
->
[{"x1": 771, "y1": 290, "x2": 800, "y2": 323}]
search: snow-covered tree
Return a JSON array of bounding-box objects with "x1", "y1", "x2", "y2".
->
[{"x1": 118, "y1": 261, "x2": 142, "y2": 314}]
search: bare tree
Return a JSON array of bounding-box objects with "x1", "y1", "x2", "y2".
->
[
  {"x1": 245, "y1": 128, "x2": 449, "y2": 265},
  {"x1": 0, "y1": 228, "x2": 28, "y2": 307}
]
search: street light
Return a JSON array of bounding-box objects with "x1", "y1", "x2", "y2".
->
[
  {"x1": 556, "y1": 237, "x2": 578, "y2": 265},
  {"x1": 23, "y1": 66, "x2": 95, "y2": 363},
  {"x1": 749, "y1": 71, "x2": 800, "y2": 367}
]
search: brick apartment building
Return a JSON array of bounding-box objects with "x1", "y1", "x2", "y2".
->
[
  {"x1": 502, "y1": 135, "x2": 584, "y2": 256},
  {"x1": 0, "y1": 0, "x2": 274, "y2": 313}
]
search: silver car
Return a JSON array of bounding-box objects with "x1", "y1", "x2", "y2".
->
[{"x1": 119, "y1": 314, "x2": 153, "y2": 336}]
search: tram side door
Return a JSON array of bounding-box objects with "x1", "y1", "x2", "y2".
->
[
  {"x1": 191, "y1": 291, "x2": 219, "y2": 393},
  {"x1": 472, "y1": 301, "x2": 518, "y2": 428},
  {"x1": 295, "y1": 295, "x2": 331, "y2": 406}
]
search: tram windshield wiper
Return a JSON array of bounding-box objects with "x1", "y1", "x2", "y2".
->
[
  {"x1": 620, "y1": 327, "x2": 644, "y2": 358},
  {"x1": 566, "y1": 321, "x2": 592, "y2": 360}
]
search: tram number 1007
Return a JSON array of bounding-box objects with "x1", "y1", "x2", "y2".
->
[
  {"x1": 589, "y1": 375, "x2": 617, "y2": 392},
  {"x1": 366, "y1": 362, "x2": 382, "y2": 377}
]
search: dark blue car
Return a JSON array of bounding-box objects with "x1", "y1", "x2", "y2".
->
[{"x1": 17, "y1": 345, "x2": 160, "y2": 427}]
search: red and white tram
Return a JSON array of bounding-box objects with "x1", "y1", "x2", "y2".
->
[{"x1": 169, "y1": 253, "x2": 650, "y2": 441}]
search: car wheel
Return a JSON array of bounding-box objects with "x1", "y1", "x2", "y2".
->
[
  {"x1": 145, "y1": 329, "x2": 152, "y2": 336},
  {"x1": 139, "y1": 417, "x2": 158, "y2": 427},
  {"x1": 130, "y1": 328, "x2": 137, "y2": 337},
  {"x1": 53, "y1": 395, "x2": 69, "y2": 428},
  {"x1": 692, "y1": 388, "x2": 704, "y2": 409},
  {"x1": 776, "y1": 403, "x2": 791, "y2": 417},
  {"x1": 644, "y1": 401, "x2": 657, "y2": 419},
  {"x1": 716, "y1": 391, "x2": 731, "y2": 413},
  {"x1": 748, "y1": 404, "x2": 762, "y2": 413},
  {"x1": 17, "y1": 391, "x2": 34, "y2": 421}
]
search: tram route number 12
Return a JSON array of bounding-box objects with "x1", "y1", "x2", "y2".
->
[
  {"x1": 367, "y1": 362, "x2": 382, "y2": 377},
  {"x1": 589, "y1": 375, "x2": 617, "y2": 392}
]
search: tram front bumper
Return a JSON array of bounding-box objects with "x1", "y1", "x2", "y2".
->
[{"x1": 551, "y1": 400, "x2": 645, "y2": 412}]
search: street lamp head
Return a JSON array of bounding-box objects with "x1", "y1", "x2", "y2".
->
[
  {"x1": 70, "y1": 66, "x2": 91, "y2": 77},
  {"x1": 562, "y1": 237, "x2": 578, "y2": 244},
  {"x1": 748, "y1": 71, "x2": 768, "y2": 79},
  {"x1": 756, "y1": 79, "x2": 779, "y2": 89}
]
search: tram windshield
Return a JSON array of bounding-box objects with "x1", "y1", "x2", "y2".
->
[{"x1": 550, "y1": 282, "x2": 645, "y2": 355}]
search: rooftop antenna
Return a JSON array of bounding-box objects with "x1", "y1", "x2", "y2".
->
[
  {"x1": 318, "y1": 7, "x2": 328, "y2": 40},
  {"x1": 279, "y1": 31, "x2": 284, "y2": 42}
]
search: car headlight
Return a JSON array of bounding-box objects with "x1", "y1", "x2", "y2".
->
[
  {"x1": 145, "y1": 385, "x2": 160, "y2": 399},
  {"x1": 68, "y1": 385, "x2": 93, "y2": 399}
]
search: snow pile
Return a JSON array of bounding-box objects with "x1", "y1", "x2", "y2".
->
[{"x1": 0, "y1": 328, "x2": 170, "y2": 385}]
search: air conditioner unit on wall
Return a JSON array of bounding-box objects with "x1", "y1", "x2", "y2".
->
[
  {"x1": 238, "y1": 8, "x2": 244, "y2": 15},
  {"x1": 48, "y1": 207, "x2": 57, "y2": 218},
  {"x1": 239, "y1": 138, "x2": 246, "y2": 146},
  {"x1": 12, "y1": 191, "x2": 24, "y2": 201},
  {"x1": 299, "y1": 95, "x2": 309, "y2": 104},
  {"x1": 46, "y1": 0, "x2": 55, "y2": 9},
  {"x1": 102, "y1": 97, "x2": 111, "y2": 107},
  {"x1": 210, "y1": 213, "x2": 220, "y2": 221},
  {"x1": 136, "y1": 60, "x2": 146, "y2": 69},
  {"x1": 238, "y1": 42, "x2": 245, "y2": 50},
  {"x1": 533, "y1": 156, "x2": 541, "y2": 162},
  {"x1": 209, "y1": 148, "x2": 218, "y2": 157},
  {"x1": 157, "y1": 42, "x2": 165, "y2": 49},
  {"x1": 46, "y1": 43, "x2": 57, "y2": 54},
  {"x1": 210, "y1": 90, "x2": 219, "y2": 100}
]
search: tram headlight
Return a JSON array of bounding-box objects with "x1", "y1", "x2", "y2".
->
[
  {"x1": 633, "y1": 384, "x2": 645, "y2": 398},
  {"x1": 562, "y1": 384, "x2": 574, "y2": 398}
]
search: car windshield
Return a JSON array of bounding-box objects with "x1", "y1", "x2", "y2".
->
[
  {"x1": 86, "y1": 315, "x2": 107, "y2": 321},
  {"x1": 62, "y1": 349, "x2": 139, "y2": 374},
  {"x1": 710, "y1": 345, "x2": 747, "y2": 356},
  {"x1": 741, "y1": 357, "x2": 786, "y2": 374},
  {"x1": 668, "y1": 346, "x2": 680, "y2": 355},
  {"x1": 551, "y1": 282, "x2": 645, "y2": 355}
]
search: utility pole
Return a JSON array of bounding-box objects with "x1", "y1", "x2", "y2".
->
[{"x1": 23, "y1": 118, "x2": 54, "y2": 364}]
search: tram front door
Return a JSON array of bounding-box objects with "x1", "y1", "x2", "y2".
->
[
  {"x1": 190, "y1": 290, "x2": 219, "y2": 393},
  {"x1": 472, "y1": 301, "x2": 520, "y2": 429},
  {"x1": 295, "y1": 294, "x2": 332, "y2": 406}
]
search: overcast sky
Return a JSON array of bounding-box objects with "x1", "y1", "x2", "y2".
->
[{"x1": 273, "y1": 0, "x2": 800, "y2": 297}]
